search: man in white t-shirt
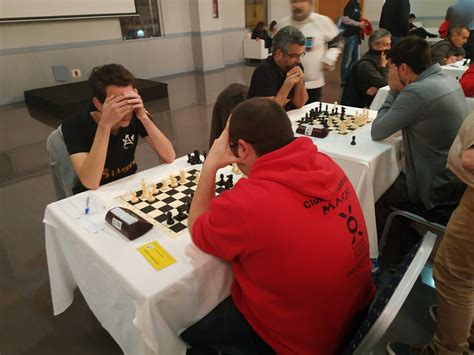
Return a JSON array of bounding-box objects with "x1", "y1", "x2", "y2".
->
[{"x1": 280, "y1": 0, "x2": 343, "y2": 103}]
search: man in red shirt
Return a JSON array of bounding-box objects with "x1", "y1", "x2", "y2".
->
[
  {"x1": 181, "y1": 98, "x2": 375, "y2": 354},
  {"x1": 460, "y1": 63, "x2": 474, "y2": 97}
]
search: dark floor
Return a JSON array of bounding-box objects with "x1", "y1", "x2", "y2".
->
[{"x1": 0, "y1": 62, "x2": 436, "y2": 355}]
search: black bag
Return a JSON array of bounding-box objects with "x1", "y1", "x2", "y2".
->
[{"x1": 341, "y1": 58, "x2": 377, "y2": 108}]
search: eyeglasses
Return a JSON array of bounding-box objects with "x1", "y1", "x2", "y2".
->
[{"x1": 282, "y1": 50, "x2": 305, "y2": 59}]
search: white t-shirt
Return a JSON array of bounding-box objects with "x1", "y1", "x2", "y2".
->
[{"x1": 280, "y1": 13, "x2": 341, "y2": 89}]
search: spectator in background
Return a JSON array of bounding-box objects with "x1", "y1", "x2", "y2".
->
[
  {"x1": 460, "y1": 63, "x2": 474, "y2": 96},
  {"x1": 445, "y1": 0, "x2": 474, "y2": 59},
  {"x1": 355, "y1": 29, "x2": 391, "y2": 107},
  {"x1": 252, "y1": 21, "x2": 272, "y2": 49},
  {"x1": 379, "y1": 0, "x2": 410, "y2": 46},
  {"x1": 268, "y1": 20, "x2": 278, "y2": 38},
  {"x1": 279, "y1": 0, "x2": 342, "y2": 103},
  {"x1": 340, "y1": 0, "x2": 367, "y2": 84},
  {"x1": 408, "y1": 13, "x2": 438, "y2": 39},
  {"x1": 431, "y1": 25, "x2": 470, "y2": 65}
]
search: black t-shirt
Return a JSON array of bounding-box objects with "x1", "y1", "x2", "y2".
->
[
  {"x1": 247, "y1": 56, "x2": 304, "y2": 111},
  {"x1": 62, "y1": 104, "x2": 148, "y2": 194},
  {"x1": 343, "y1": 1, "x2": 362, "y2": 38}
]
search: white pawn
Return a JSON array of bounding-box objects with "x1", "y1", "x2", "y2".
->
[
  {"x1": 151, "y1": 183, "x2": 158, "y2": 195},
  {"x1": 161, "y1": 178, "x2": 168, "y2": 192},
  {"x1": 170, "y1": 174, "x2": 178, "y2": 188},
  {"x1": 131, "y1": 191, "x2": 139, "y2": 203},
  {"x1": 179, "y1": 169, "x2": 187, "y2": 185}
]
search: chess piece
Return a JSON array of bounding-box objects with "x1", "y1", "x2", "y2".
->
[
  {"x1": 147, "y1": 194, "x2": 156, "y2": 203},
  {"x1": 351, "y1": 136, "x2": 356, "y2": 145},
  {"x1": 339, "y1": 122, "x2": 347, "y2": 134},
  {"x1": 130, "y1": 191, "x2": 139, "y2": 203},
  {"x1": 170, "y1": 174, "x2": 178, "y2": 188},
  {"x1": 179, "y1": 169, "x2": 187, "y2": 184},
  {"x1": 176, "y1": 205, "x2": 186, "y2": 220},
  {"x1": 161, "y1": 178, "x2": 168, "y2": 192},
  {"x1": 219, "y1": 173, "x2": 225, "y2": 185},
  {"x1": 141, "y1": 178, "x2": 147, "y2": 198},
  {"x1": 166, "y1": 211, "x2": 174, "y2": 225},
  {"x1": 187, "y1": 153, "x2": 192, "y2": 163},
  {"x1": 151, "y1": 184, "x2": 158, "y2": 195},
  {"x1": 232, "y1": 163, "x2": 241, "y2": 174}
]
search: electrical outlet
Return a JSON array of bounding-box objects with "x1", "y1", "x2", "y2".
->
[{"x1": 71, "y1": 69, "x2": 81, "y2": 78}]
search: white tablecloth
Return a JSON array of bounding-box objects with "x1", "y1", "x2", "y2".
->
[
  {"x1": 44, "y1": 157, "x2": 234, "y2": 355},
  {"x1": 287, "y1": 103, "x2": 402, "y2": 258}
]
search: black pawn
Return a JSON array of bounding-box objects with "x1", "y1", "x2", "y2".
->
[
  {"x1": 166, "y1": 211, "x2": 174, "y2": 225},
  {"x1": 351, "y1": 136, "x2": 356, "y2": 145},
  {"x1": 219, "y1": 173, "x2": 225, "y2": 185},
  {"x1": 187, "y1": 153, "x2": 192, "y2": 163},
  {"x1": 177, "y1": 206, "x2": 186, "y2": 219}
]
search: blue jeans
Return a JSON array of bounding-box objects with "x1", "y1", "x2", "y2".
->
[
  {"x1": 180, "y1": 297, "x2": 275, "y2": 355},
  {"x1": 340, "y1": 34, "x2": 360, "y2": 83}
]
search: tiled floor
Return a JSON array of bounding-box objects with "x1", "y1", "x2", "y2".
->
[{"x1": 0, "y1": 63, "x2": 436, "y2": 355}]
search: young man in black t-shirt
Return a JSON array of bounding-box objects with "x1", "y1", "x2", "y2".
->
[
  {"x1": 247, "y1": 26, "x2": 308, "y2": 111},
  {"x1": 62, "y1": 64, "x2": 175, "y2": 194}
]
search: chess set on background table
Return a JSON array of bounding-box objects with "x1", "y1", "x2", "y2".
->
[
  {"x1": 115, "y1": 150, "x2": 243, "y2": 236},
  {"x1": 295, "y1": 102, "x2": 371, "y2": 138}
]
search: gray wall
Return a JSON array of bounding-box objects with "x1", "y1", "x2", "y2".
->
[{"x1": 0, "y1": 0, "x2": 246, "y2": 105}]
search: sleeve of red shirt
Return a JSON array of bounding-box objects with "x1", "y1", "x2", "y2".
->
[
  {"x1": 460, "y1": 65, "x2": 474, "y2": 97},
  {"x1": 191, "y1": 190, "x2": 250, "y2": 262}
]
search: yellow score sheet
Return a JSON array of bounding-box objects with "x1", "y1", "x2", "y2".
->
[{"x1": 137, "y1": 241, "x2": 177, "y2": 271}]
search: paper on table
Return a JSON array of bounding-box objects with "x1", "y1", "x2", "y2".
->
[{"x1": 58, "y1": 193, "x2": 107, "y2": 234}]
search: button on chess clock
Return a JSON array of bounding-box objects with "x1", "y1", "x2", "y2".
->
[{"x1": 105, "y1": 207, "x2": 152, "y2": 240}]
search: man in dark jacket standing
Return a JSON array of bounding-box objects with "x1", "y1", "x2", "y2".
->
[{"x1": 379, "y1": 0, "x2": 410, "y2": 46}]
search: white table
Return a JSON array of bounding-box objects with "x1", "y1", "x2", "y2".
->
[
  {"x1": 442, "y1": 59, "x2": 470, "y2": 80},
  {"x1": 287, "y1": 103, "x2": 402, "y2": 259},
  {"x1": 370, "y1": 85, "x2": 474, "y2": 113},
  {"x1": 44, "y1": 157, "x2": 234, "y2": 355}
]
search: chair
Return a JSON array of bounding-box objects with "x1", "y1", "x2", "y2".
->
[
  {"x1": 46, "y1": 125, "x2": 79, "y2": 200},
  {"x1": 343, "y1": 230, "x2": 437, "y2": 354},
  {"x1": 209, "y1": 83, "x2": 248, "y2": 148},
  {"x1": 243, "y1": 37, "x2": 269, "y2": 61}
]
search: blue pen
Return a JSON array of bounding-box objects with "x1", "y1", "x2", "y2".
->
[{"x1": 85, "y1": 196, "x2": 90, "y2": 215}]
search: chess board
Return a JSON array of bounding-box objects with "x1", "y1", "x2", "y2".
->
[
  {"x1": 115, "y1": 168, "x2": 238, "y2": 236},
  {"x1": 297, "y1": 114, "x2": 370, "y2": 135}
]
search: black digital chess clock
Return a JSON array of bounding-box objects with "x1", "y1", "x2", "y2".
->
[{"x1": 105, "y1": 207, "x2": 152, "y2": 240}]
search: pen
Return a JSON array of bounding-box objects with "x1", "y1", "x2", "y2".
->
[{"x1": 85, "y1": 196, "x2": 90, "y2": 215}]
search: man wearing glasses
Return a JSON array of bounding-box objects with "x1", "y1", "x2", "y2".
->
[
  {"x1": 280, "y1": 0, "x2": 342, "y2": 103},
  {"x1": 247, "y1": 26, "x2": 308, "y2": 111}
]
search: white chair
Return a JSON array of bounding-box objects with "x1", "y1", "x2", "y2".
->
[
  {"x1": 243, "y1": 38, "x2": 269, "y2": 61},
  {"x1": 46, "y1": 125, "x2": 79, "y2": 200},
  {"x1": 343, "y1": 230, "x2": 437, "y2": 354}
]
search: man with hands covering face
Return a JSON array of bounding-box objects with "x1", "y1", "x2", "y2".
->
[{"x1": 61, "y1": 64, "x2": 175, "y2": 194}]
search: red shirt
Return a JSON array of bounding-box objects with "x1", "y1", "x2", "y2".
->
[
  {"x1": 192, "y1": 137, "x2": 375, "y2": 354},
  {"x1": 460, "y1": 64, "x2": 474, "y2": 97}
]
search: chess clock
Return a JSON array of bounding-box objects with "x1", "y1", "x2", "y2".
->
[
  {"x1": 105, "y1": 207, "x2": 152, "y2": 240},
  {"x1": 296, "y1": 125, "x2": 329, "y2": 138}
]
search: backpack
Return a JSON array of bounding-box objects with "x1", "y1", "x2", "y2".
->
[{"x1": 341, "y1": 58, "x2": 377, "y2": 108}]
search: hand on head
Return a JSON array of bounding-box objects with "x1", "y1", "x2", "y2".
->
[
  {"x1": 205, "y1": 118, "x2": 242, "y2": 170},
  {"x1": 99, "y1": 94, "x2": 134, "y2": 129},
  {"x1": 388, "y1": 63, "x2": 405, "y2": 91},
  {"x1": 122, "y1": 90, "x2": 147, "y2": 119}
]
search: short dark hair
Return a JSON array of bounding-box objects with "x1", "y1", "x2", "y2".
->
[
  {"x1": 88, "y1": 64, "x2": 135, "y2": 103},
  {"x1": 387, "y1": 37, "x2": 432, "y2": 74},
  {"x1": 409, "y1": 13, "x2": 416, "y2": 19},
  {"x1": 229, "y1": 98, "x2": 294, "y2": 157}
]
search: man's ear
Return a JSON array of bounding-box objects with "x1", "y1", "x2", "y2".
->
[
  {"x1": 92, "y1": 97, "x2": 103, "y2": 112},
  {"x1": 237, "y1": 139, "x2": 254, "y2": 160}
]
